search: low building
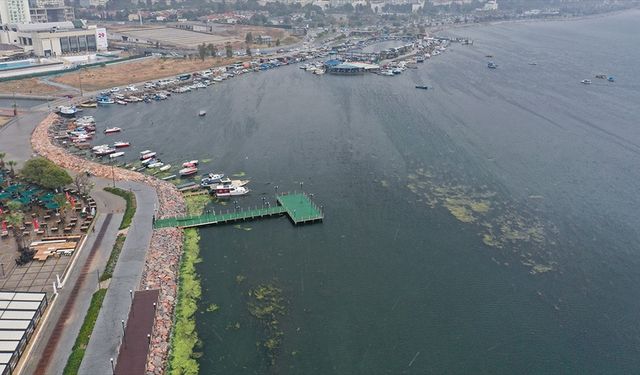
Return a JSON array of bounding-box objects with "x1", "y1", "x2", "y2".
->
[
  {"x1": 0, "y1": 291, "x2": 48, "y2": 375},
  {"x1": 0, "y1": 21, "x2": 107, "y2": 57},
  {"x1": 256, "y1": 35, "x2": 272, "y2": 44}
]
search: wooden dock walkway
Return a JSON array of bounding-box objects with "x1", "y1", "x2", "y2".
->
[{"x1": 153, "y1": 192, "x2": 323, "y2": 229}]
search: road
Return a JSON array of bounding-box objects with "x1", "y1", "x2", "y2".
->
[{"x1": 78, "y1": 181, "x2": 158, "y2": 375}]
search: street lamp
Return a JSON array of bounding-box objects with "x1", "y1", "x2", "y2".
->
[{"x1": 110, "y1": 358, "x2": 115, "y2": 374}]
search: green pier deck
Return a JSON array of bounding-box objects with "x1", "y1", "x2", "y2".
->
[{"x1": 153, "y1": 192, "x2": 323, "y2": 229}]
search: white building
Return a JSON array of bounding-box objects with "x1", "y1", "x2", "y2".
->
[
  {"x1": 0, "y1": 0, "x2": 31, "y2": 24},
  {"x1": 0, "y1": 21, "x2": 107, "y2": 56},
  {"x1": 483, "y1": 0, "x2": 498, "y2": 11},
  {"x1": 31, "y1": 0, "x2": 65, "y2": 6}
]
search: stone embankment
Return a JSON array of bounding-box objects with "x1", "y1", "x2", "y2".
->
[{"x1": 32, "y1": 113, "x2": 185, "y2": 374}]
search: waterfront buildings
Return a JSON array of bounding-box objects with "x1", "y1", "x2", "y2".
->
[
  {"x1": 0, "y1": 21, "x2": 106, "y2": 57},
  {"x1": 0, "y1": 0, "x2": 31, "y2": 24}
]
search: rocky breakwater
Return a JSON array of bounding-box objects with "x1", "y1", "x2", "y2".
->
[{"x1": 32, "y1": 113, "x2": 186, "y2": 375}]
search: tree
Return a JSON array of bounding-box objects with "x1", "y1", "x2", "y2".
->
[
  {"x1": 275, "y1": 39, "x2": 281, "y2": 46},
  {"x1": 207, "y1": 43, "x2": 217, "y2": 57},
  {"x1": 246, "y1": 45, "x2": 252, "y2": 56},
  {"x1": 245, "y1": 32, "x2": 253, "y2": 44},
  {"x1": 20, "y1": 158, "x2": 72, "y2": 189},
  {"x1": 225, "y1": 43, "x2": 233, "y2": 58},
  {"x1": 0, "y1": 152, "x2": 5, "y2": 169},
  {"x1": 197, "y1": 43, "x2": 207, "y2": 61},
  {"x1": 6, "y1": 161, "x2": 16, "y2": 177},
  {"x1": 54, "y1": 194, "x2": 70, "y2": 220},
  {"x1": 73, "y1": 173, "x2": 94, "y2": 196}
]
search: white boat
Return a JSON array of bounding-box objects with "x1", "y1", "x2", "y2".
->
[
  {"x1": 200, "y1": 173, "x2": 225, "y2": 186},
  {"x1": 110, "y1": 87, "x2": 120, "y2": 92},
  {"x1": 58, "y1": 106, "x2": 78, "y2": 117},
  {"x1": 179, "y1": 167, "x2": 198, "y2": 176},
  {"x1": 94, "y1": 147, "x2": 116, "y2": 156},
  {"x1": 159, "y1": 164, "x2": 171, "y2": 172},
  {"x1": 113, "y1": 141, "x2": 130, "y2": 148},
  {"x1": 199, "y1": 111, "x2": 206, "y2": 116},
  {"x1": 581, "y1": 79, "x2": 592, "y2": 85},
  {"x1": 380, "y1": 70, "x2": 394, "y2": 76},
  {"x1": 141, "y1": 158, "x2": 156, "y2": 166},
  {"x1": 92, "y1": 144, "x2": 109, "y2": 151},
  {"x1": 109, "y1": 152, "x2": 125, "y2": 158},
  {"x1": 182, "y1": 160, "x2": 199, "y2": 167},
  {"x1": 104, "y1": 127, "x2": 122, "y2": 134},
  {"x1": 140, "y1": 152, "x2": 157, "y2": 160},
  {"x1": 140, "y1": 150, "x2": 152, "y2": 156},
  {"x1": 98, "y1": 98, "x2": 115, "y2": 105},
  {"x1": 213, "y1": 186, "x2": 249, "y2": 197},
  {"x1": 115, "y1": 100, "x2": 127, "y2": 105},
  {"x1": 147, "y1": 161, "x2": 164, "y2": 168}
]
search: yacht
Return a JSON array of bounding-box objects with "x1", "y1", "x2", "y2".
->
[{"x1": 212, "y1": 186, "x2": 249, "y2": 198}]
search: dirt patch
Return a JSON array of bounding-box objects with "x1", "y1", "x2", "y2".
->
[
  {"x1": 0, "y1": 78, "x2": 61, "y2": 96},
  {"x1": 0, "y1": 115, "x2": 12, "y2": 127},
  {"x1": 51, "y1": 56, "x2": 247, "y2": 91}
]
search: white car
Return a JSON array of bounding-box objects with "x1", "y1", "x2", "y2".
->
[
  {"x1": 110, "y1": 87, "x2": 120, "y2": 92},
  {"x1": 126, "y1": 85, "x2": 138, "y2": 91}
]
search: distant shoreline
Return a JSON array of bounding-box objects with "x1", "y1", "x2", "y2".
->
[{"x1": 431, "y1": 7, "x2": 640, "y2": 35}]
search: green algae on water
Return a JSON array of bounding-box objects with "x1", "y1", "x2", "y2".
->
[{"x1": 247, "y1": 283, "x2": 287, "y2": 366}]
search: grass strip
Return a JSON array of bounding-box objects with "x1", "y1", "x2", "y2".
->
[
  {"x1": 100, "y1": 234, "x2": 126, "y2": 282},
  {"x1": 168, "y1": 195, "x2": 209, "y2": 375},
  {"x1": 62, "y1": 288, "x2": 107, "y2": 375},
  {"x1": 104, "y1": 187, "x2": 136, "y2": 229}
]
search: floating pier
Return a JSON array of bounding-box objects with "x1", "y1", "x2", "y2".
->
[{"x1": 153, "y1": 192, "x2": 323, "y2": 229}]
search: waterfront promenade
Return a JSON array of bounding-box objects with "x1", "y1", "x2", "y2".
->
[{"x1": 29, "y1": 113, "x2": 186, "y2": 374}]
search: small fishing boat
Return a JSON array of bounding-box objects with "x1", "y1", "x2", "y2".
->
[
  {"x1": 113, "y1": 141, "x2": 130, "y2": 148},
  {"x1": 161, "y1": 175, "x2": 177, "y2": 180},
  {"x1": 528, "y1": 62, "x2": 538, "y2": 66},
  {"x1": 98, "y1": 98, "x2": 115, "y2": 105},
  {"x1": 159, "y1": 164, "x2": 171, "y2": 172},
  {"x1": 199, "y1": 110, "x2": 206, "y2": 116},
  {"x1": 92, "y1": 144, "x2": 109, "y2": 151},
  {"x1": 415, "y1": 85, "x2": 429, "y2": 90},
  {"x1": 595, "y1": 74, "x2": 607, "y2": 79},
  {"x1": 179, "y1": 167, "x2": 198, "y2": 177},
  {"x1": 140, "y1": 150, "x2": 152, "y2": 156},
  {"x1": 581, "y1": 79, "x2": 592, "y2": 85},
  {"x1": 182, "y1": 160, "x2": 199, "y2": 167},
  {"x1": 147, "y1": 161, "x2": 164, "y2": 168},
  {"x1": 104, "y1": 127, "x2": 122, "y2": 134},
  {"x1": 94, "y1": 147, "x2": 116, "y2": 156},
  {"x1": 607, "y1": 76, "x2": 615, "y2": 82},
  {"x1": 177, "y1": 182, "x2": 199, "y2": 192},
  {"x1": 141, "y1": 158, "x2": 157, "y2": 166},
  {"x1": 115, "y1": 100, "x2": 127, "y2": 105},
  {"x1": 109, "y1": 152, "x2": 125, "y2": 159},
  {"x1": 213, "y1": 186, "x2": 249, "y2": 197},
  {"x1": 58, "y1": 106, "x2": 78, "y2": 117},
  {"x1": 487, "y1": 62, "x2": 498, "y2": 69},
  {"x1": 140, "y1": 152, "x2": 157, "y2": 160},
  {"x1": 79, "y1": 102, "x2": 97, "y2": 108}
]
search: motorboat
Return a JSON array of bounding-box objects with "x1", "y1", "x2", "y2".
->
[
  {"x1": 109, "y1": 152, "x2": 125, "y2": 159},
  {"x1": 182, "y1": 160, "x2": 199, "y2": 167},
  {"x1": 104, "y1": 127, "x2": 122, "y2": 134},
  {"x1": 179, "y1": 167, "x2": 198, "y2": 176},
  {"x1": 113, "y1": 141, "x2": 130, "y2": 148},
  {"x1": 528, "y1": 62, "x2": 538, "y2": 66},
  {"x1": 159, "y1": 164, "x2": 172, "y2": 172},
  {"x1": 140, "y1": 152, "x2": 157, "y2": 160},
  {"x1": 92, "y1": 144, "x2": 109, "y2": 151},
  {"x1": 213, "y1": 186, "x2": 249, "y2": 197},
  {"x1": 595, "y1": 74, "x2": 607, "y2": 79},
  {"x1": 79, "y1": 102, "x2": 97, "y2": 108},
  {"x1": 94, "y1": 147, "x2": 116, "y2": 156},
  {"x1": 415, "y1": 85, "x2": 429, "y2": 90},
  {"x1": 58, "y1": 106, "x2": 78, "y2": 117},
  {"x1": 199, "y1": 111, "x2": 206, "y2": 116},
  {"x1": 147, "y1": 161, "x2": 164, "y2": 168},
  {"x1": 140, "y1": 150, "x2": 152, "y2": 156},
  {"x1": 380, "y1": 70, "x2": 394, "y2": 76},
  {"x1": 581, "y1": 79, "x2": 592, "y2": 85},
  {"x1": 115, "y1": 100, "x2": 127, "y2": 105},
  {"x1": 607, "y1": 76, "x2": 615, "y2": 82},
  {"x1": 487, "y1": 62, "x2": 498, "y2": 69},
  {"x1": 200, "y1": 173, "x2": 225, "y2": 186},
  {"x1": 98, "y1": 98, "x2": 115, "y2": 105},
  {"x1": 141, "y1": 158, "x2": 157, "y2": 166}
]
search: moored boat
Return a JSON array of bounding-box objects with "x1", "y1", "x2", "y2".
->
[
  {"x1": 113, "y1": 141, "x2": 130, "y2": 148},
  {"x1": 179, "y1": 167, "x2": 198, "y2": 176},
  {"x1": 159, "y1": 164, "x2": 172, "y2": 172},
  {"x1": 79, "y1": 102, "x2": 97, "y2": 108},
  {"x1": 182, "y1": 160, "x2": 199, "y2": 167},
  {"x1": 104, "y1": 127, "x2": 122, "y2": 134},
  {"x1": 140, "y1": 152, "x2": 157, "y2": 160},
  {"x1": 109, "y1": 152, "x2": 125, "y2": 158},
  {"x1": 199, "y1": 110, "x2": 206, "y2": 116},
  {"x1": 487, "y1": 62, "x2": 498, "y2": 69},
  {"x1": 213, "y1": 186, "x2": 249, "y2": 197},
  {"x1": 581, "y1": 79, "x2": 592, "y2": 85},
  {"x1": 94, "y1": 147, "x2": 116, "y2": 156},
  {"x1": 415, "y1": 85, "x2": 429, "y2": 90}
]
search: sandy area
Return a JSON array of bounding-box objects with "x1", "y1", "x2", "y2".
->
[
  {"x1": 51, "y1": 56, "x2": 247, "y2": 91},
  {"x1": 0, "y1": 78, "x2": 61, "y2": 96}
]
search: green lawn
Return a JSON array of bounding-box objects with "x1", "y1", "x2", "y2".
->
[{"x1": 104, "y1": 187, "x2": 136, "y2": 229}]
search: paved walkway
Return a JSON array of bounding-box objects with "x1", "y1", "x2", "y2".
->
[
  {"x1": 79, "y1": 181, "x2": 158, "y2": 375},
  {"x1": 0, "y1": 111, "x2": 47, "y2": 168}
]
